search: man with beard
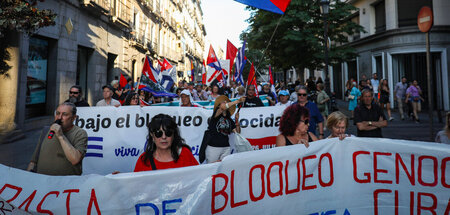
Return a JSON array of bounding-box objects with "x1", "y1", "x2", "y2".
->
[
  {"x1": 242, "y1": 85, "x2": 264, "y2": 108},
  {"x1": 65, "y1": 85, "x2": 90, "y2": 107}
]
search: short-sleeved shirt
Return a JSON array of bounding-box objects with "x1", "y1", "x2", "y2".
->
[
  {"x1": 207, "y1": 113, "x2": 236, "y2": 147},
  {"x1": 134, "y1": 147, "x2": 199, "y2": 172},
  {"x1": 259, "y1": 91, "x2": 277, "y2": 105},
  {"x1": 31, "y1": 126, "x2": 88, "y2": 175},
  {"x1": 292, "y1": 101, "x2": 324, "y2": 135},
  {"x1": 96, "y1": 98, "x2": 121, "y2": 106},
  {"x1": 394, "y1": 82, "x2": 408, "y2": 98},
  {"x1": 354, "y1": 103, "x2": 387, "y2": 137},
  {"x1": 243, "y1": 97, "x2": 264, "y2": 108},
  {"x1": 406, "y1": 85, "x2": 421, "y2": 97}
]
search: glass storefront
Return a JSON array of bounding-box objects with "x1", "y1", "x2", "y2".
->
[{"x1": 25, "y1": 37, "x2": 49, "y2": 119}]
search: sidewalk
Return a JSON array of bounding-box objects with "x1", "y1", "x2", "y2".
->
[{"x1": 332, "y1": 99, "x2": 445, "y2": 142}]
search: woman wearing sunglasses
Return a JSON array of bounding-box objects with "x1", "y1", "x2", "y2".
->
[
  {"x1": 134, "y1": 114, "x2": 198, "y2": 171},
  {"x1": 276, "y1": 104, "x2": 317, "y2": 147}
]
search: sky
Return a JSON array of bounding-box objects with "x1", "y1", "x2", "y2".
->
[{"x1": 201, "y1": 0, "x2": 251, "y2": 57}]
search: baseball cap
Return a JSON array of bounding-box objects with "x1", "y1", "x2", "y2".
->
[{"x1": 278, "y1": 90, "x2": 290, "y2": 96}]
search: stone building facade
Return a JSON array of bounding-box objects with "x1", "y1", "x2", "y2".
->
[
  {"x1": 333, "y1": 0, "x2": 450, "y2": 112},
  {"x1": 0, "y1": 0, "x2": 206, "y2": 136}
]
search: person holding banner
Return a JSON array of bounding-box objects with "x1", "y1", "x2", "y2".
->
[
  {"x1": 326, "y1": 111, "x2": 352, "y2": 140},
  {"x1": 134, "y1": 114, "x2": 198, "y2": 171},
  {"x1": 180, "y1": 90, "x2": 200, "y2": 107},
  {"x1": 276, "y1": 104, "x2": 317, "y2": 147},
  {"x1": 123, "y1": 92, "x2": 140, "y2": 106},
  {"x1": 275, "y1": 90, "x2": 292, "y2": 106},
  {"x1": 96, "y1": 85, "x2": 121, "y2": 107},
  {"x1": 243, "y1": 85, "x2": 264, "y2": 108},
  {"x1": 200, "y1": 95, "x2": 246, "y2": 163}
]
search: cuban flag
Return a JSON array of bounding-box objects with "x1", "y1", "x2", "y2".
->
[
  {"x1": 233, "y1": 0, "x2": 291, "y2": 14},
  {"x1": 234, "y1": 41, "x2": 247, "y2": 86},
  {"x1": 156, "y1": 58, "x2": 175, "y2": 92},
  {"x1": 207, "y1": 45, "x2": 226, "y2": 85},
  {"x1": 142, "y1": 56, "x2": 160, "y2": 83}
]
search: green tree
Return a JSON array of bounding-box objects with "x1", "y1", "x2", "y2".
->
[
  {"x1": 0, "y1": 0, "x2": 56, "y2": 77},
  {"x1": 241, "y1": 0, "x2": 364, "y2": 80}
]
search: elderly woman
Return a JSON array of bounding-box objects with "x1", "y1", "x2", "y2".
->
[
  {"x1": 234, "y1": 86, "x2": 246, "y2": 98},
  {"x1": 134, "y1": 114, "x2": 198, "y2": 171},
  {"x1": 200, "y1": 95, "x2": 246, "y2": 163},
  {"x1": 326, "y1": 111, "x2": 352, "y2": 140},
  {"x1": 276, "y1": 104, "x2": 318, "y2": 148},
  {"x1": 435, "y1": 112, "x2": 450, "y2": 144},
  {"x1": 275, "y1": 90, "x2": 292, "y2": 106}
]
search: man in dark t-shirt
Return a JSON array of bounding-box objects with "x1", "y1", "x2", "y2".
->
[
  {"x1": 354, "y1": 89, "x2": 388, "y2": 137},
  {"x1": 243, "y1": 85, "x2": 264, "y2": 108}
]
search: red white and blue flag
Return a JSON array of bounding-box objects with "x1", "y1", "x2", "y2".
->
[
  {"x1": 206, "y1": 45, "x2": 226, "y2": 85},
  {"x1": 159, "y1": 58, "x2": 175, "y2": 92},
  {"x1": 233, "y1": 0, "x2": 291, "y2": 14},
  {"x1": 142, "y1": 56, "x2": 160, "y2": 83},
  {"x1": 234, "y1": 41, "x2": 247, "y2": 86}
]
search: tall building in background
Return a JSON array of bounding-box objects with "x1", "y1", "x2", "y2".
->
[
  {"x1": 333, "y1": 0, "x2": 450, "y2": 112},
  {"x1": 0, "y1": 0, "x2": 206, "y2": 133}
]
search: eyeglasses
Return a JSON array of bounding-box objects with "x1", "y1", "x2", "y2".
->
[
  {"x1": 299, "y1": 119, "x2": 309, "y2": 125},
  {"x1": 298, "y1": 93, "x2": 307, "y2": 97},
  {"x1": 153, "y1": 129, "x2": 173, "y2": 138},
  {"x1": 69, "y1": 91, "x2": 80, "y2": 95}
]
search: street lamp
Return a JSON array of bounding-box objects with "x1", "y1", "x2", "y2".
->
[{"x1": 320, "y1": 0, "x2": 330, "y2": 94}]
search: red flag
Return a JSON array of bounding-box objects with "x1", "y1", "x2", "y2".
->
[
  {"x1": 226, "y1": 40, "x2": 238, "y2": 75},
  {"x1": 119, "y1": 73, "x2": 127, "y2": 90},
  {"x1": 201, "y1": 60, "x2": 206, "y2": 85},
  {"x1": 268, "y1": 65, "x2": 274, "y2": 85},
  {"x1": 247, "y1": 62, "x2": 259, "y2": 97},
  {"x1": 163, "y1": 58, "x2": 173, "y2": 71},
  {"x1": 207, "y1": 45, "x2": 219, "y2": 65}
]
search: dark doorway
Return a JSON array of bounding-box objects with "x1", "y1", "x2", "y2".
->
[
  {"x1": 107, "y1": 53, "x2": 117, "y2": 85},
  {"x1": 77, "y1": 46, "x2": 94, "y2": 101},
  {"x1": 333, "y1": 64, "x2": 343, "y2": 99}
]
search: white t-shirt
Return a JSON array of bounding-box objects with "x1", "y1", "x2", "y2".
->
[
  {"x1": 96, "y1": 98, "x2": 121, "y2": 106},
  {"x1": 275, "y1": 101, "x2": 293, "y2": 107},
  {"x1": 371, "y1": 79, "x2": 379, "y2": 93}
]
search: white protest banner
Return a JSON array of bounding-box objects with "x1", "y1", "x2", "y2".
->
[
  {"x1": 76, "y1": 106, "x2": 285, "y2": 175},
  {"x1": 1, "y1": 138, "x2": 449, "y2": 214}
]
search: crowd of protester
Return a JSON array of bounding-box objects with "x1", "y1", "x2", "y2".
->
[{"x1": 28, "y1": 73, "x2": 449, "y2": 176}]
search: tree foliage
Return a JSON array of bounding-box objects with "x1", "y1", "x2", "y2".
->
[
  {"x1": 0, "y1": 0, "x2": 56, "y2": 77},
  {"x1": 241, "y1": 0, "x2": 364, "y2": 73}
]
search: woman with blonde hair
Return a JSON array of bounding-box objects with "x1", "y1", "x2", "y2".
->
[
  {"x1": 435, "y1": 112, "x2": 450, "y2": 144},
  {"x1": 326, "y1": 111, "x2": 352, "y2": 140}
]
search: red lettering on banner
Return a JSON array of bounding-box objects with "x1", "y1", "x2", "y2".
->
[
  {"x1": 211, "y1": 173, "x2": 228, "y2": 214},
  {"x1": 373, "y1": 189, "x2": 391, "y2": 215},
  {"x1": 230, "y1": 170, "x2": 247, "y2": 208},
  {"x1": 394, "y1": 190, "x2": 399, "y2": 215},
  {"x1": 249, "y1": 164, "x2": 265, "y2": 202},
  {"x1": 318, "y1": 153, "x2": 334, "y2": 187},
  {"x1": 395, "y1": 154, "x2": 415, "y2": 185},
  {"x1": 444, "y1": 197, "x2": 450, "y2": 215},
  {"x1": 418, "y1": 156, "x2": 438, "y2": 187},
  {"x1": 63, "y1": 189, "x2": 79, "y2": 215},
  {"x1": 267, "y1": 161, "x2": 283, "y2": 198},
  {"x1": 285, "y1": 159, "x2": 301, "y2": 195},
  {"x1": 374, "y1": 152, "x2": 393, "y2": 184},
  {"x1": 410, "y1": 191, "x2": 414, "y2": 215},
  {"x1": 0, "y1": 184, "x2": 23, "y2": 203},
  {"x1": 18, "y1": 190, "x2": 37, "y2": 212},
  {"x1": 442, "y1": 157, "x2": 450, "y2": 188},
  {"x1": 353, "y1": 151, "x2": 371, "y2": 183},
  {"x1": 302, "y1": 155, "x2": 317, "y2": 191},
  {"x1": 37, "y1": 191, "x2": 59, "y2": 215},
  {"x1": 87, "y1": 189, "x2": 101, "y2": 215},
  {"x1": 417, "y1": 192, "x2": 437, "y2": 215}
]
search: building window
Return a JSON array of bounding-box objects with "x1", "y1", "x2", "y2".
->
[
  {"x1": 373, "y1": 0, "x2": 386, "y2": 33},
  {"x1": 397, "y1": 0, "x2": 432, "y2": 27},
  {"x1": 26, "y1": 37, "x2": 49, "y2": 119}
]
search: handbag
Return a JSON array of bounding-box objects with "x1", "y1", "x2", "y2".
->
[
  {"x1": 348, "y1": 95, "x2": 355, "y2": 100},
  {"x1": 229, "y1": 132, "x2": 253, "y2": 153}
]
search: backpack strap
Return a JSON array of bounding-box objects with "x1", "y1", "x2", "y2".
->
[{"x1": 149, "y1": 157, "x2": 157, "y2": 170}]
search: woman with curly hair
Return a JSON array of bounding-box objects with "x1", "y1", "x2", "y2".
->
[
  {"x1": 134, "y1": 114, "x2": 198, "y2": 171},
  {"x1": 276, "y1": 104, "x2": 318, "y2": 147}
]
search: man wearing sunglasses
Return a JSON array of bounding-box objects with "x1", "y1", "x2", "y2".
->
[
  {"x1": 293, "y1": 86, "x2": 324, "y2": 139},
  {"x1": 65, "y1": 85, "x2": 90, "y2": 107}
]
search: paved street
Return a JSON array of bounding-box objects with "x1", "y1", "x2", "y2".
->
[{"x1": 0, "y1": 100, "x2": 445, "y2": 171}]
